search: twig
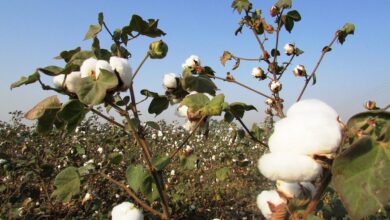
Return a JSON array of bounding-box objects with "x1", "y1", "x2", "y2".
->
[
  {"x1": 130, "y1": 53, "x2": 150, "y2": 82},
  {"x1": 251, "y1": 29, "x2": 270, "y2": 64},
  {"x1": 277, "y1": 54, "x2": 295, "y2": 80},
  {"x1": 169, "y1": 116, "x2": 206, "y2": 160},
  {"x1": 90, "y1": 108, "x2": 126, "y2": 129},
  {"x1": 99, "y1": 172, "x2": 164, "y2": 219},
  {"x1": 382, "y1": 104, "x2": 390, "y2": 111},
  {"x1": 296, "y1": 33, "x2": 339, "y2": 101},
  {"x1": 207, "y1": 74, "x2": 273, "y2": 100},
  {"x1": 232, "y1": 54, "x2": 262, "y2": 62},
  {"x1": 271, "y1": 9, "x2": 284, "y2": 80},
  {"x1": 232, "y1": 114, "x2": 268, "y2": 148},
  {"x1": 303, "y1": 172, "x2": 332, "y2": 218}
]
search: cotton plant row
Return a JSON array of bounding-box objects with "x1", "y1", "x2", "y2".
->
[{"x1": 256, "y1": 99, "x2": 343, "y2": 218}]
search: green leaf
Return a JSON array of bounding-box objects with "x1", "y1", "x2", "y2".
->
[
  {"x1": 287, "y1": 10, "x2": 301, "y2": 21},
  {"x1": 67, "y1": 50, "x2": 94, "y2": 67},
  {"x1": 181, "y1": 93, "x2": 210, "y2": 113},
  {"x1": 55, "y1": 47, "x2": 81, "y2": 63},
  {"x1": 146, "y1": 121, "x2": 160, "y2": 130},
  {"x1": 224, "y1": 111, "x2": 235, "y2": 123},
  {"x1": 140, "y1": 89, "x2": 158, "y2": 98},
  {"x1": 182, "y1": 75, "x2": 217, "y2": 96},
  {"x1": 201, "y1": 94, "x2": 225, "y2": 116},
  {"x1": 151, "y1": 156, "x2": 171, "y2": 171},
  {"x1": 124, "y1": 14, "x2": 166, "y2": 38},
  {"x1": 38, "y1": 66, "x2": 63, "y2": 76},
  {"x1": 25, "y1": 96, "x2": 61, "y2": 120},
  {"x1": 126, "y1": 165, "x2": 148, "y2": 192},
  {"x1": 78, "y1": 164, "x2": 95, "y2": 176},
  {"x1": 295, "y1": 47, "x2": 304, "y2": 56},
  {"x1": 282, "y1": 15, "x2": 294, "y2": 33},
  {"x1": 271, "y1": 49, "x2": 280, "y2": 57},
  {"x1": 84, "y1": 24, "x2": 102, "y2": 41},
  {"x1": 275, "y1": 0, "x2": 292, "y2": 9},
  {"x1": 228, "y1": 102, "x2": 257, "y2": 119},
  {"x1": 51, "y1": 166, "x2": 80, "y2": 203},
  {"x1": 251, "y1": 123, "x2": 264, "y2": 141},
  {"x1": 180, "y1": 155, "x2": 197, "y2": 170},
  {"x1": 237, "y1": 129, "x2": 245, "y2": 139},
  {"x1": 74, "y1": 69, "x2": 118, "y2": 106},
  {"x1": 57, "y1": 100, "x2": 88, "y2": 132},
  {"x1": 216, "y1": 167, "x2": 229, "y2": 181},
  {"x1": 332, "y1": 128, "x2": 390, "y2": 220},
  {"x1": 148, "y1": 96, "x2": 169, "y2": 116},
  {"x1": 220, "y1": 51, "x2": 232, "y2": 66},
  {"x1": 231, "y1": 0, "x2": 250, "y2": 14},
  {"x1": 108, "y1": 152, "x2": 123, "y2": 165},
  {"x1": 37, "y1": 109, "x2": 60, "y2": 134},
  {"x1": 10, "y1": 71, "x2": 40, "y2": 89}
]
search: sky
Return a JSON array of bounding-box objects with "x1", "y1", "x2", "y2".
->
[{"x1": 0, "y1": 0, "x2": 389, "y2": 126}]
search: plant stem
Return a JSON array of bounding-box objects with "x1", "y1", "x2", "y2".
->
[
  {"x1": 277, "y1": 54, "x2": 295, "y2": 80},
  {"x1": 99, "y1": 172, "x2": 164, "y2": 219},
  {"x1": 90, "y1": 108, "x2": 126, "y2": 129},
  {"x1": 130, "y1": 53, "x2": 150, "y2": 82},
  {"x1": 251, "y1": 29, "x2": 270, "y2": 64},
  {"x1": 271, "y1": 9, "x2": 284, "y2": 80},
  {"x1": 232, "y1": 55, "x2": 262, "y2": 62},
  {"x1": 232, "y1": 113, "x2": 268, "y2": 148},
  {"x1": 303, "y1": 172, "x2": 332, "y2": 218},
  {"x1": 169, "y1": 116, "x2": 206, "y2": 160},
  {"x1": 207, "y1": 74, "x2": 274, "y2": 100},
  {"x1": 296, "y1": 33, "x2": 338, "y2": 102}
]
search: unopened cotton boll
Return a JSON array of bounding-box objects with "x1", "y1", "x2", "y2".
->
[
  {"x1": 110, "y1": 56, "x2": 132, "y2": 90},
  {"x1": 269, "y1": 115, "x2": 342, "y2": 155},
  {"x1": 276, "y1": 180, "x2": 316, "y2": 199},
  {"x1": 293, "y1": 64, "x2": 306, "y2": 77},
  {"x1": 252, "y1": 67, "x2": 266, "y2": 79},
  {"x1": 256, "y1": 190, "x2": 286, "y2": 219},
  {"x1": 65, "y1": 71, "x2": 81, "y2": 93},
  {"x1": 287, "y1": 99, "x2": 339, "y2": 121},
  {"x1": 163, "y1": 73, "x2": 177, "y2": 89},
  {"x1": 53, "y1": 74, "x2": 66, "y2": 89},
  {"x1": 182, "y1": 55, "x2": 201, "y2": 68},
  {"x1": 111, "y1": 202, "x2": 144, "y2": 220},
  {"x1": 269, "y1": 80, "x2": 282, "y2": 92},
  {"x1": 258, "y1": 153, "x2": 322, "y2": 182}
]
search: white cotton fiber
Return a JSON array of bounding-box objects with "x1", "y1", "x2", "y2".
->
[
  {"x1": 110, "y1": 56, "x2": 133, "y2": 90},
  {"x1": 111, "y1": 202, "x2": 144, "y2": 220},
  {"x1": 256, "y1": 190, "x2": 285, "y2": 219},
  {"x1": 287, "y1": 99, "x2": 339, "y2": 120},
  {"x1": 276, "y1": 180, "x2": 316, "y2": 199},
  {"x1": 258, "y1": 152, "x2": 322, "y2": 182},
  {"x1": 268, "y1": 115, "x2": 342, "y2": 155}
]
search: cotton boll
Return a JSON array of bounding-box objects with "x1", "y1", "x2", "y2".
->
[
  {"x1": 163, "y1": 73, "x2": 177, "y2": 89},
  {"x1": 188, "y1": 91, "x2": 213, "y2": 100},
  {"x1": 53, "y1": 74, "x2": 65, "y2": 89},
  {"x1": 256, "y1": 190, "x2": 286, "y2": 219},
  {"x1": 276, "y1": 180, "x2": 316, "y2": 199},
  {"x1": 258, "y1": 153, "x2": 322, "y2": 182},
  {"x1": 95, "y1": 60, "x2": 114, "y2": 79},
  {"x1": 111, "y1": 202, "x2": 144, "y2": 220},
  {"x1": 65, "y1": 71, "x2": 81, "y2": 93},
  {"x1": 110, "y1": 56, "x2": 133, "y2": 90},
  {"x1": 80, "y1": 58, "x2": 98, "y2": 78},
  {"x1": 176, "y1": 105, "x2": 188, "y2": 118},
  {"x1": 182, "y1": 55, "x2": 201, "y2": 68},
  {"x1": 268, "y1": 115, "x2": 342, "y2": 155},
  {"x1": 287, "y1": 99, "x2": 339, "y2": 120},
  {"x1": 183, "y1": 120, "x2": 197, "y2": 131}
]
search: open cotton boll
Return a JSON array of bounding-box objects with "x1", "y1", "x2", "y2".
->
[
  {"x1": 53, "y1": 74, "x2": 65, "y2": 89},
  {"x1": 188, "y1": 91, "x2": 214, "y2": 100},
  {"x1": 110, "y1": 56, "x2": 132, "y2": 90},
  {"x1": 182, "y1": 55, "x2": 201, "y2": 68},
  {"x1": 163, "y1": 73, "x2": 177, "y2": 89},
  {"x1": 268, "y1": 115, "x2": 342, "y2": 155},
  {"x1": 80, "y1": 58, "x2": 98, "y2": 78},
  {"x1": 276, "y1": 180, "x2": 316, "y2": 199},
  {"x1": 287, "y1": 99, "x2": 339, "y2": 120},
  {"x1": 111, "y1": 202, "x2": 144, "y2": 220},
  {"x1": 65, "y1": 71, "x2": 81, "y2": 93},
  {"x1": 183, "y1": 120, "x2": 197, "y2": 131},
  {"x1": 176, "y1": 105, "x2": 188, "y2": 118},
  {"x1": 258, "y1": 152, "x2": 322, "y2": 182},
  {"x1": 256, "y1": 190, "x2": 286, "y2": 219},
  {"x1": 95, "y1": 60, "x2": 114, "y2": 79}
]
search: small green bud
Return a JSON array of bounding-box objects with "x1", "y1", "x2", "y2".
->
[{"x1": 148, "y1": 40, "x2": 168, "y2": 59}]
